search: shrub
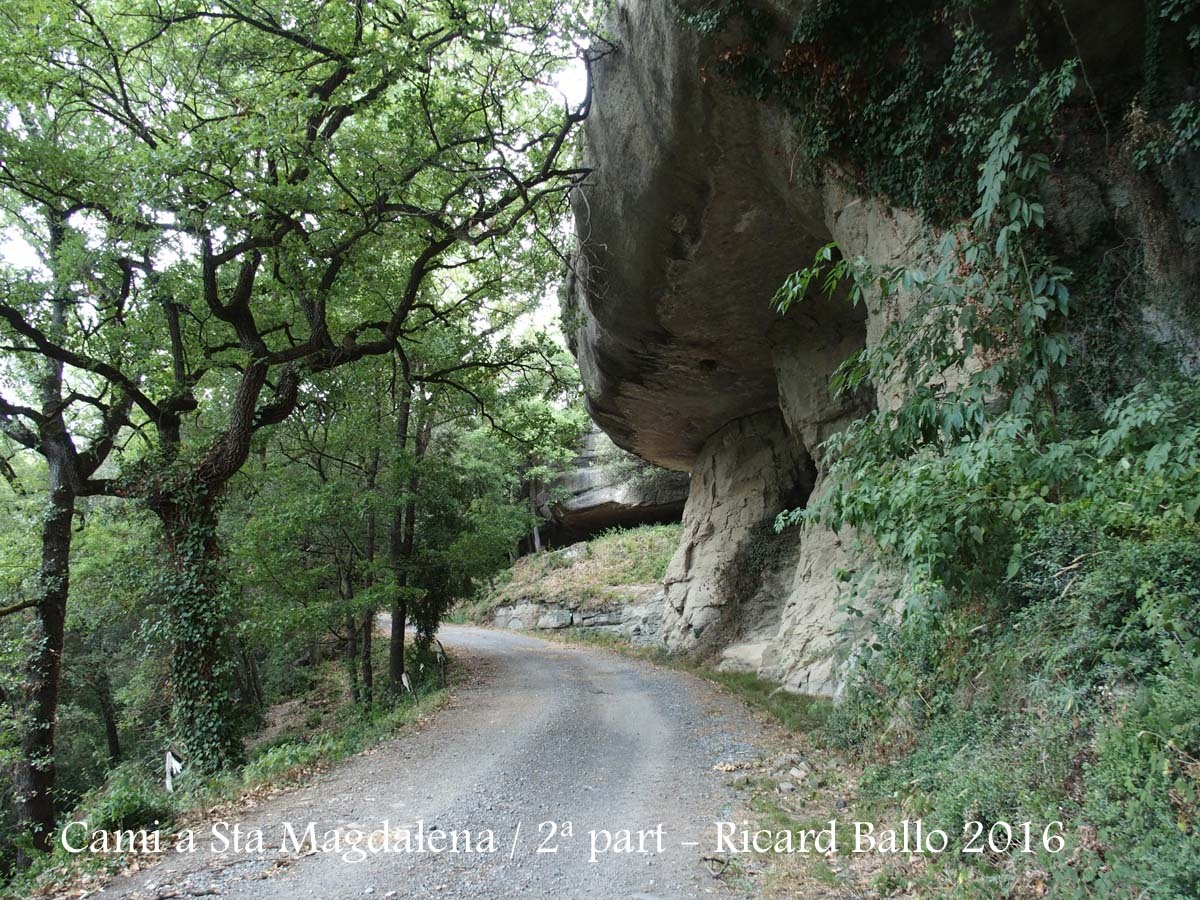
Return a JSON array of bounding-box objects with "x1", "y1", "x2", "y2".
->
[
  {"x1": 1070, "y1": 653, "x2": 1200, "y2": 899},
  {"x1": 74, "y1": 763, "x2": 176, "y2": 834},
  {"x1": 829, "y1": 511, "x2": 1200, "y2": 894},
  {"x1": 243, "y1": 737, "x2": 331, "y2": 785}
]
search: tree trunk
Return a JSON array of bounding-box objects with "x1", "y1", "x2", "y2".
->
[
  {"x1": 360, "y1": 607, "x2": 374, "y2": 706},
  {"x1": 388, "y1": 594, "x2": 408, "y2": 689},
  {"x1": 146, "y1": 361, "x2": 297, "y2": 771},
  {"x1": 240, "y1": 643, "x2": 265, "y2": 711},
  {"x1": 345, "y1": 613, "x2": 360, "y2": 703},
  {"x1": 156, "y1": 496, "x2": 244, "y2": 773},
  {"x1": 389, "y1": 470, "x2": 420, "y2": 689},
  {"x1": 14, "y1": 223, "x2": 74, "y2": 866},
  {"x1": 387, "y1": 382, "x2": 413, "y2": 692},
  {"x1": 95, "y1": 670, "x2": 121, "y2": 763},
  {"x1": 13, "y1": 460, "x2": 74, "y2": 865},
  {"x1": 360, "y1": 435, "x2": 380, "y2": 706},
  {"x1": 530, "y1": 478, "x2": 542, "y2": 551},
  {"x1": 340, "y1": 561, "x2": 360, "y2": 702}
]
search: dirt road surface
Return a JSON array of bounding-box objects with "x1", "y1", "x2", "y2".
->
[{"x1": 99, "y1": 626, "x2": 771, "y2": 900}]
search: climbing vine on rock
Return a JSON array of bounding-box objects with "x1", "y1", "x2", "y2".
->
[
  {"x1": 1133, "y1": 0, "x2": 1200, "y2": 171},
  {"x1": 682, "y1": 0, "x2": 1200, "y2": 219},
  {"x1": 693, "y1": 2, "x2": 1200, "y2": 892},
  {"x1": 772, "y1": 61, "x2": 1079, "y2": 588},
  {"x1": 682, "y1": 0, "x2": 1072, "y2": 217}
]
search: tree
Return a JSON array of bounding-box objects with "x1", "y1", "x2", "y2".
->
[
  {"x1": 0, "y1": 118, "x2": 136, "y2": 854},
  {"x1": 379, "y1": 297, "x2": 584, "y2": 691},
  {"x1": 226, "y1": 327, "x2": 581, "y2": 707},
  {"x1": 231, "y1": 290, "x2": 585, "y2": 698},
  {"x1": 0, "y1": 0, "x2": 597, "y2": 775}
]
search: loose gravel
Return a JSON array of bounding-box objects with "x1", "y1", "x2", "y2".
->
[{"x1": 101, "y1": 626, "x2": 771, "y2": 900}]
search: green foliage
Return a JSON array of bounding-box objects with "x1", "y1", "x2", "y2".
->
[
  {"x1": 587, "y1": 524, "x2": 684, "y2": 584},
  {"x1": 1, "y1": 0, "x2": 596, "y2": 771},
  {"x1": 244, "y1": 648, "x2": 447, "y2": 786},
  {"x1": 687, "y1": 0, "x2": 1196, "y2": 221},
  {"x1": 152, "y1": 496, "x2": 246, "y2": 773},
  {"x1": 1082, "y1": 652, "x2": 1200, "y2": 898},
  {"x1": 0, "y1": 0, "x2": 598, "y2": 875},
  {"x1": 243, "y1": 737, "x2": 333, "y2": 786},
  {"x1": 1132, "y1": 0, "x2": 1200, "y2": 173},
  {"x1": 684, "y1": 0, "x2": 1081, "y2": 218},
  {"x1": 780, "y1": 153, "x2": 1200, "y2": 890},
  {"x1": 74, "y1": 764, "x2": 176, "y2": 835},
  {"x1": 831, "y1": 514, "x2": 1200, "y2": 896},
  {"x1": 774, "y1": 61, "x2": 1080, "y2": 589},
  {"x1": 789, "y1": 211, "x2": 1200, "y2": 895},
  {"x1": 703, "y1": 670, "x2": 831, "y2": 735},
  {"x1": 741, "y1": 1, "x2": 1200, "y2": 893},
  {"x1": 223, "y1": 344, "x2": 577, "y2": 692}
]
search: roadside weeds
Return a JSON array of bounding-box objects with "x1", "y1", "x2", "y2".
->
[{"x1": 11, "y1": 662, "x2": 465, "y2": 900}]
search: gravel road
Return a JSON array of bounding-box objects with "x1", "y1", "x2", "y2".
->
[{"x1": 99, "y1": 626, "x2": 771, "y2": 900}]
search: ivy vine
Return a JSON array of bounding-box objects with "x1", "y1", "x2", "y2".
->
[
  {"x1": 680, "y1": 0, "x2": 1199, "y2": 217},
  {"x1": 681, "y1": 0, "x2": 1071, "y2": 218}
]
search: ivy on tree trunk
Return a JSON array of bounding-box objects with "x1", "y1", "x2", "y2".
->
[{"x1": 155, "y1": 493, "x2": 244, "y2": 773}]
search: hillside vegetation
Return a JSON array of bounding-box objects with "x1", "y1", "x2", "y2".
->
[
  {"x1": 0, "y1": 0, "x2": 597, "y2": 881},
  {"x1": 458, "y1": 524, "x2": 681, "y2": 622}
]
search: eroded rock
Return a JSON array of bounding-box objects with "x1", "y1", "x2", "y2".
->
[
  {"x1": 537, "y1": 426, "x2": 689, "y2": 544},
  {"x1": 564, "y1": 0, "x2": 839, "y2": 471},
  {"x1": 565, "y1": 0, "x2": 1196, "y2": 695},
  {"x1": 562, "y1": 0, "x2": 895, "y2": 693},
  {"x1": 660, "y1": 410, "x2": 812, "y2": 651}
]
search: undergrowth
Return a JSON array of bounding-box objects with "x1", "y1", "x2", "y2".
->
[
  {"x1": 682, "y1": 2, "x2": 1200, "y2": 896},
  {"x1": 833, "y1": 508, "x2": 1200, "y2": 898},
  {"x1": 5, "y1": 642, "x2": 452, "y2": 900}
]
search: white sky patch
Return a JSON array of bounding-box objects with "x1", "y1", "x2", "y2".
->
[
  {"x1": 516, "y1": 283, "x2": 568, "y2": 347},
  {"x1": 0, "y1": 229, "x2": 42, "y2": 272},
  {"x1": 551, "y1": 56, "x2": 589, "y2": 108}
]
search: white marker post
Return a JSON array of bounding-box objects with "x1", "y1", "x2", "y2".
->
[{"x1": 164, "y1": 746, "x2": 186, "y2": 793}]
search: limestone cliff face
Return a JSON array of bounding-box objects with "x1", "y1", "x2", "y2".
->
[
  {"x1": 564, "y1": 0, "x2": 1198, "y2": 694},
  {"x1": 562, "y1": 0, "x2": 913, "y2": 693},
  {"x1": 660, "y1": 411, "x2": 810, "y2": 649},
  {"x1": 536, "y1": 425, "x2": 689, "y2": 545}
]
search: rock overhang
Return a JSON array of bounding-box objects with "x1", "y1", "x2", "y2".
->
[
  {"x1": 564, "y1": 0, "x2": 1149, "y2": 472},
  {"x1": 564, "y1": 0, "x2": 853, "y2": 471}
]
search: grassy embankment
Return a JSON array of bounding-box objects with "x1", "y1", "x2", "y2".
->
[{"x1": 451, "y1": 523, "x2": 682, "y2": 623}]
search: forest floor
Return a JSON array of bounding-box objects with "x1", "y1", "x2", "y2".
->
[{"x1": 86, "y1": 626, "x2": 853, "y2": 900}]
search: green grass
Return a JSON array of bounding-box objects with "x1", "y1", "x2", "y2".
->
[
  {"x1": 704, "y1": 669, "x2": 831, "y2": 734},
  {"x1": 583, "y1": 524, "x2": 682, "y2": 583},
  {"x1": 826, "y1": 514, "x2": 1200, "y2": 898}
]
